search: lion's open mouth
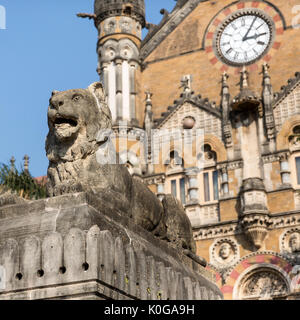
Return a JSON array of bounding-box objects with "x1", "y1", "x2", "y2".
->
[
  {"x1": 54, "y1": 117, "x2": 78, "y2": 128},
  {"x1": 52, "y1": 116, "x2": 79, "y2": 140}
]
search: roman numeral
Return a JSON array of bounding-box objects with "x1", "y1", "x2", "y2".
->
[
  {"x1": 232, "y1": 24, "x2": 237, "y2": 30},
  {"x1": 226, "y1": 48, "x2": 233, "y2": 54},
  {"x1": 257, "y1": 41, "x2": 265, "y2": 45},
  {"x1": 241, "y1": 18, "x2": 246, "y2": 27},
  {"x1": 221, "y1": 42, "x2": 230, "y2": 46}
]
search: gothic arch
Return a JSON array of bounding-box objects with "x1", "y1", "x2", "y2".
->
[
  {"x1": 232, "y1": 264, "x2": 291, "y2": 300},
  {"x1": 220, "y1": 252, "x2": 293, "y2": 299},
  {"x1": 203, "y1": 135, "x2": 227, "y2": 162},
  {"x1": 276, "y1": 115, "x2": 300, "y2": 150}
]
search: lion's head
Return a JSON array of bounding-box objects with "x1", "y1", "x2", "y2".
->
[{"x1": 46, "y1": 82, "x2": 112, "y2": 163}]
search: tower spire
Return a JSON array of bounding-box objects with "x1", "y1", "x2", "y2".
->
[
  {"x1": 220, "y1": 72, "x2": 232, "y2": 148},
  {"x1": 23, "y1": 155, "x2": 30, "y2": 173},
  {"x1": 10, "y1": 156, "x2": 15, "y2": 173},
  {"x1": 240, "y1": 65, "x2": 249, "y2": 90},
  {"x1": 262, "y1": 63, "x2": 276, "y2": 142}
]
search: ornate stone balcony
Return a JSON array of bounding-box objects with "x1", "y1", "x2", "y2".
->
[{"x1": 186, "y1": 203, "x2": 220, "y2": 229}]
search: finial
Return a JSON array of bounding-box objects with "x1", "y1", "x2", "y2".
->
[
  {"x1": 23, "y1": 155, "x2": 30, "y2": 173},
  {"x1": 180, "y1": 75, "x2": 192, "y2": 94},
  {"x1": 222, "y1": 71, "x2": 229, "y2": 86},
  {"x1": 10, "y1": 156, "x2": 16, "y2": 172},
  {"x1": 145, "y1": 91, "x2": 153, "y2": 104},
  {"x1": 262, "y1": 62, "x2": 270, "y2": 76},
  {"x1": 240, "y1": 66, "x2": 249, "y2": 89}
]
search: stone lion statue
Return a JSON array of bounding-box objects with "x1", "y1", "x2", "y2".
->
[{"x1": 46, "y1": 82, "x2": 196, "y2": 253}]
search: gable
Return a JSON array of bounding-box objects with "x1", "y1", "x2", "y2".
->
[
  {"x1": 273, "y1": 73, "x2": 300, "y2": 132},
  {"x1": 157, "y1": 102, "x2": 222, "y2": 140},
  {"x1": 141, "y1": 0, "x2": 207, "y2": 61}
]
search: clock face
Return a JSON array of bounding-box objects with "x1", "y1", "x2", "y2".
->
[{"x1": 217, "y1": 14, "x2": 272, "y2": 65}]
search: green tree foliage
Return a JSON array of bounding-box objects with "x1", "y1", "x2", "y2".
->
[{"x1": 0, "y1": 162, "x2": 46, "y2": 200}]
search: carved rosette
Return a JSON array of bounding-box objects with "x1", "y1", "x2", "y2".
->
[
  {"x1": 280, "y1": 228, "x2": 300, "y2": 263},
  {"x1": 210, "y1": 238, "x2": 240, "y2": 271}
]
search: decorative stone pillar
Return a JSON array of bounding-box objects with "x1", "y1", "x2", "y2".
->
[
  {"x1": 220, "y1": 72, "x2": 232, "y2": 149},
  {"x1": 262, "y1": 63, "x2": 276, "y2": 152},
  {"x1": 144, "y1": 92, "x2": 154, "y2": 175},
  {"x1": 23, "y1": 155, "x2": 30, "y2": 173},
  {"x1": 219, "y1": 165, "x2": 229, "y2": 197},
  {"x1": 186, "y1": 167, "x2": 199, "y2": 203},
  {"x1": 129, "y1": 61, "x2": 138, "y2": 126},
  {"x1": 279, "y1": 153, "x2": 291, "y2": 186},
  {"x1": 157, "y1": 182, "x2": 165, "y2": 202},
  {"x1": 185, "y1": 168, "x2": 202, "y2": 229}
]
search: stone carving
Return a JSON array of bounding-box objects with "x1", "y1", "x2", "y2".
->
[
  {"x1": 210, "y1": 238, "x2": 239, "y2": 269},
  {"x1": 288, "y1": 126, "x2": 300, "y2": 151},
  {"x1": 239, "y1": 269, "x2": 288, "y2": 300},
  {"x1": 45, "y1": 83, "x2": 196, "y2": 253},
  {"x1": 99, "y1": 38, "x2": 139, "y2": 63},
  {"x1": 94, "y1": 0, "x2": 145, "y2": 28},
  {"x1": 104, "y1": 18, "x2": 116, "y2": 34},
  {"x1": 120, "y1": 17, "x2": 132, "y2": 33},
  {"x1": 281, "y1": 228, "x2": 300, "y2": 254},
  {"x1": 290, "y1": 234, "x2": 300, "y2": 253}
]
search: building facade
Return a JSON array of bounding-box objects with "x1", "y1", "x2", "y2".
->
[{"x1": 79, "y1": 0, "x2": 300, "y2": 299}]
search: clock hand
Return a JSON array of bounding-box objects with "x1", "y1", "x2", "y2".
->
[
  {"x1": 242, "y1": 16, "x2": 257, "y2": 41},
  {"x1": 244, "y1": 32, "x2": 267, "y2": 41}
]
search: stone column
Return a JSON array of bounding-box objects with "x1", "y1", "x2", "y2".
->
[
  {"x1": 115, "y1": 58, "x2": 123, "y2": 121},
  {"x1": 220, "y1": 166, "x2": 229, "y2": 196},
  {"x1": 186, "y1": 168, "x2": 199, "y2": 203},
  {"x1": 279, "y1": 153, "x2": 291, "y2": 185},
  {"x1": 100, "y1": 62, "x2": 109, "y2": 96},
  {"x1": 185, "y1": 168, "x2": 202, "y2": 228},
  {"x1": 157, "y1": 182, "x2": 165, "y2": 202},
  {"x1": 129, "y1": 61, "x2": 138, "y2": 126}
]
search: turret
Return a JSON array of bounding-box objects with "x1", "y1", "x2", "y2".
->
[{"x1": 94, "y1": 0, "x2": 146, "y2": 126}]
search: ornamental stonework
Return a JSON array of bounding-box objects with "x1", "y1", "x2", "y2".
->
[
  {"x1": 280, "y1": 228, "x2": 300, "y2": 258},
  {"x1": 238, "y1": 269, "x2": 289, "y2": 300},
  {"x1": 210, "y1": 238, "x2": 240, "y2": 269}
]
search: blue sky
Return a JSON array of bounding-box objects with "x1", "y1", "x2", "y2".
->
[{"x1": 0, "y1": 0, "x2": 175, "y2": 177}]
